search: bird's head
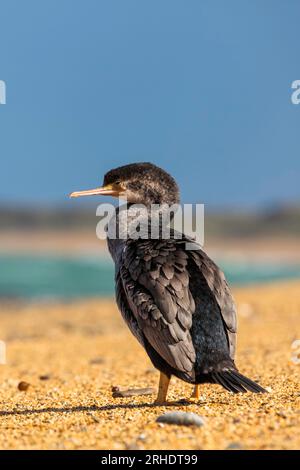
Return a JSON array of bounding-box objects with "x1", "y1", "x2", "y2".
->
[{"x1": 70, "y1": 162, "x2": 179, "y2": 206}]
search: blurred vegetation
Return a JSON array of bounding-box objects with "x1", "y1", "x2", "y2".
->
[
  {"x1": 0, "y1": 206, "x2": 94, "y2": 230},
  {"x1": 205, "y1": 204, "x2": 300, "y2": 238},
  {"x1": 0, "y1": 204, "x2": 300, "y2": 238}
]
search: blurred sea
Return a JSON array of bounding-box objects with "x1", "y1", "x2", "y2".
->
[{"x1": 0, "y1": 253, "x2": 300, "y2": 300}]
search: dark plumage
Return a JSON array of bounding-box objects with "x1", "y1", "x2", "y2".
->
[
  {"x1": 103, "y1": 162, "x2": 180, "y2": 206},
  {"x1": 70, "y1": 162, "x2": 266, "y2": 402}
]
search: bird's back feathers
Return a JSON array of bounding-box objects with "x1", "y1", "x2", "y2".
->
[{"x1": 110, "y1": 233, "x2": 266, "y2": 393}]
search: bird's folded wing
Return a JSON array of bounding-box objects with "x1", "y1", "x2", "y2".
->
[
  {"x1": 186, "y1": 240, "x2": 237, "y2": 359},
  {"x1": 119, "y1": 239, "x2": 196, "y2": 374},
  {"x1": 115, "y1": 270, "x2": 146, "y2": 348}
]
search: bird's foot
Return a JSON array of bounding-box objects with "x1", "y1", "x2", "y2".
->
[
  {"x1": 153, "y1": 399, "x2": 180, "y2": 406},
  {"x1": 178, "y1": 384, "x2": 204, "y2": 404},
  {"x1": 153, "y1": 399, "x2": 168, "y2": 406},
  {"x1": 178, "y1": 397, "x2": 204, "y2": 405},
  {"x1": 187, "y1": 396, "x2": 199, "y2": 403}
]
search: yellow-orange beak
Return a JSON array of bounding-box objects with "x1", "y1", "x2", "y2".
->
[{"x1": 69, "y1": 184, "x2": 121, "y2": 199}]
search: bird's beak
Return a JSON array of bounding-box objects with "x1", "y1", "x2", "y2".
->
[{"x1": 69, "y1": 183, "x2": 121, "y2": 198}]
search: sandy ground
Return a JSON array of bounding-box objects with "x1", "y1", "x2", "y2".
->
[{"x1": 0, "y1": 281, "x2": 299, "y2": 450}]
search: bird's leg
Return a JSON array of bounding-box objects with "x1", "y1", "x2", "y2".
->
[
  {"x1": 154, "y1": 372, "x2": 170, "y2": 405},
  {"x1": 190, "y1": 384, "x2": 200, "y2": 400}
]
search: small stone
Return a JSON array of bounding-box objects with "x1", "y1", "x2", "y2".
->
[
  {"x1": 276, "y1": 410, "x2": 287, "y2": 419},
  {"x1": 18, "y1": 381, "x2": 30, "y2": 391},
  {"x1": 112, "y1": 386, "x2": 155, "y2": 398},
  {"x1": 39, "y1": 375, "x2": 51, "y2": 380},
  {"x1": 156, "y1": 411, "x2": 205, "y2": 427},
  {"x1": 125, "y1": 442, "x2": 141, "y2": 450},
  {"x1": 89, "y1": 357, "x2": 104, "y2": 365},
  {"x1": 226, "y1": 442, "x2": 243, "y2": 450},
  {"x1": 233, "y1": 418, "x2": 241, "y2": 424}
]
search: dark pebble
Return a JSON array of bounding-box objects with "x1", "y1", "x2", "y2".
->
[
  {"x1": 89, "y1": 357, "x2": 104, "y2": 365},
  {"x1": 18, "y1": 381, "x2": 30, "y2": 391}
]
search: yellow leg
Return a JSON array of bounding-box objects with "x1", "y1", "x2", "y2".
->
[
  {"x1": 191, "y1": 384, "x2": 200, "y2": 400},
  {"x1": 154, "y1": 372, "x2": 170, "y2": 405}
]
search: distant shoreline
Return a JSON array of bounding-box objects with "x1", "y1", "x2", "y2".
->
[{"x1": 1, "y1": 228, "x2": 300, "y2": 263}]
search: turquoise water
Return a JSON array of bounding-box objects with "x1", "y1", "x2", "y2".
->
[
  {"x1": 0, "y1": 254, "x2": 300, "y2": 300},
  {"x1": 0, "y1": 254, "x2": 114, "y2": 300}
]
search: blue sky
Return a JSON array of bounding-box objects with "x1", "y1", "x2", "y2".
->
[{"x1": 0, "y1": 0, "x2": 299, "y2": 208}]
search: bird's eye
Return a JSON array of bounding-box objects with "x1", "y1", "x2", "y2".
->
[{"x1": 115, "y1": 181, "x2": 121, "y2": 185}]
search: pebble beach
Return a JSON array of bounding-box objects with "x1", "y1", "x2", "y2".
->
[{"x1": 0, "y1": 281, "x2": 299, "y2": 450}]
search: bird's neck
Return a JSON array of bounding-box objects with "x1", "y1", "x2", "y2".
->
[{"x1": 106, "y1": 202, "x2": 178, "y2": 253}]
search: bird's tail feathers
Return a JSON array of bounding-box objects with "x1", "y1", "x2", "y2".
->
[{"x1": 211, "y1": 369, "x2": 267, "y2": 394}]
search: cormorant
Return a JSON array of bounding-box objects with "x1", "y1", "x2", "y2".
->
[{"x1": 70, "y1": 162, "x2": 266, "y2": 404}]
